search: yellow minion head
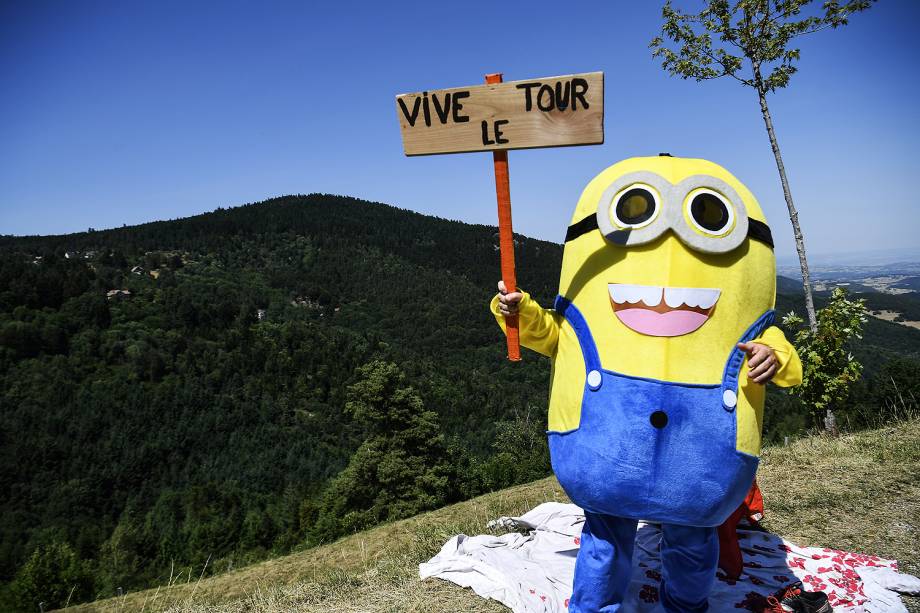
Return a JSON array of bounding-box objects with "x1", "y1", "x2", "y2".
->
[
  {"x1": 558, "y1": 155, "x2": 775, "y2": 383},
  {"x1": 546, "y1": 156, "x2": 778, "y2": 454}
]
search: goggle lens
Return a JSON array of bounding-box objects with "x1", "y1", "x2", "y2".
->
[
  {"x1": 615, "y1": 188, "x2": 656, "y2": 227},
  {"x1": 689, "y1": 193, "x2": 730, "y2": 233}
]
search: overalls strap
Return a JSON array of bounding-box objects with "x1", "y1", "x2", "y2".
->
[
  {"x1": 720, "y1": 310, "x2": 776, "y2": 411},
  {"x1": 553, "y1": 295, "x2": 602, "y2": 374}
]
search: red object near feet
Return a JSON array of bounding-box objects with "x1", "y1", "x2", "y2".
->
[{"x1": 718, "y1": 479, "x2": 765, "y2": 579}]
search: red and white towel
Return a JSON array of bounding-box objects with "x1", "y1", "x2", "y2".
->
[{"x1": 419, "y1": 502, "x2": 919, "y2": 612}]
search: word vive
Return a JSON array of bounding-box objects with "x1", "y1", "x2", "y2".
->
[{"x1": 395, "y1": 72, "x2": 603, "y2": 156}]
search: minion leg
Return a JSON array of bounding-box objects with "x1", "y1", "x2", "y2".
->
[
  {"x1": 659, "y1": 523, "x2": 719, "y2": 613},
  {"x1": 569, "y1": 512, "x2": 637, "y2": 613}
]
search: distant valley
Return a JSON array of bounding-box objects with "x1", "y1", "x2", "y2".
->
[{"x1": 778, "y1": 260, "x2": 920, "y2": 328}]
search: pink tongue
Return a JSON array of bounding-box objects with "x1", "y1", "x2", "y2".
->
[{"x1": 615, "y1": 308, "x2": 709, "y2": 337}]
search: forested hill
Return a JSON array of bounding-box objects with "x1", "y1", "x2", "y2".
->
[
  {"x1": 0, "y1": 194, "x2": 918, "y2": 611},
  {"x1": 0, "y1": 195, "x2": 564, "y2": 610}
]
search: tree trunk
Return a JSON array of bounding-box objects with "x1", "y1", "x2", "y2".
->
[
  {"x1": 755, "y1": 86, "x2": 818, "y2": 332},
  {"x1": 753, "y1": 76, "x2": 832, "y2": 431}
]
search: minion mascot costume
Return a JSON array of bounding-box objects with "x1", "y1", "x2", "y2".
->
[{"x1": 491, "y1": 156, "x2": 802, "y2": 612}]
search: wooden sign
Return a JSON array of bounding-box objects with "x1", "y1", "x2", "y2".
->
[{"x1": 396, "y1": 72, "x2": 604, "y2": 156}]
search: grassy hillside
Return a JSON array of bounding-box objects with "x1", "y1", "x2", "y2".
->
[{"x1": 67, "y1": 420, "x2": 920, "y2": 613}]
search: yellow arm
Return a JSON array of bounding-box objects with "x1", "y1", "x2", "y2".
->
[
  {"x1": 490, "y1": 291, "x2": 562, "y2": 357},
  {"x1": 751, "y1": 325, "x2": 803, "y2": 387},
  {"x1": 737, "y1": 325, "x2": 802, "y2": 455}
]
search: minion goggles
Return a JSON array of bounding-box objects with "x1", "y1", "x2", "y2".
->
[{"x1": 565, "y1": 171, "x2": 773, "y2": 253}]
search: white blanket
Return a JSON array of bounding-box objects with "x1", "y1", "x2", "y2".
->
[{"x1": 419, "y1": 502, "x2": 919, "y2": 612}]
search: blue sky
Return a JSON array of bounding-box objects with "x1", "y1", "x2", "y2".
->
[{"x1": 1, "y1": 0, "x2": 918, "y2": 263}]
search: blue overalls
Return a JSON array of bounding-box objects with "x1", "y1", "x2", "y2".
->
[{"x1": 550, "y1": 296, "x2": 774, "y2": 612}]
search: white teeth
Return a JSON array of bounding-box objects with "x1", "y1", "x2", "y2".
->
[
  {"x1": 608, "y1": 284, "x2": 720, "y2": 310},
  {"x1": 663, "y1": 287, "x2": 721, "y2": 309},
  {"x1": 608, "y1": 284, "x2": 662, "y2": 307}
]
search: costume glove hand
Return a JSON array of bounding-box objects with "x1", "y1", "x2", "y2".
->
[
  {"x1": 497, "y1": 280, "x2": 523, "y2": 316},
  {"x1": 736, "y1": 342, "x2": 778, "y2": 384}
]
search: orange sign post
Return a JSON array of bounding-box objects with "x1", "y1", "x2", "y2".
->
[{"x1": 485, "y1": 73, "x2": 521, "y2": 360}]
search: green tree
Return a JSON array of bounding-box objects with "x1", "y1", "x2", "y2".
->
[
  {"x1": 98, "y1": 508, "x2": 144, "y2": 595},
  {"x1": 10, "y1": 541, "x2": 92, "y2": 612},
  {"x1": 474, "y1": 404, "x2": 551, "y2": 492},
  {"x1": 852, "y1": 358, "x2": 920, "y2": 428},
  {"x1": 311, "y1": 361, "x2": 454, "y2": 542},
  {"x1": 651, "y1": 0, "x2": 875, "y2": 331},
  {"x1": 783, "y1": 287, "x2": 867, "y2": 433}
]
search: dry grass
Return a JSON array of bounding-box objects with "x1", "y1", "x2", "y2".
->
[
  {"x1": 65, "y1": 421, "x2": 919, "y2": 613},
  {"x1": 757, "y1": 422, "x2": 920, "y2": 578}
]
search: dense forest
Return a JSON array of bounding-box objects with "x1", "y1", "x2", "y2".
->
[{"x1": 1, "y1": 194, "x2": 918, "y2": 610}]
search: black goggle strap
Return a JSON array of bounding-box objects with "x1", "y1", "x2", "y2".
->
[{"x1": 563, "y1": 214, "x2": 774, "y2": 250}]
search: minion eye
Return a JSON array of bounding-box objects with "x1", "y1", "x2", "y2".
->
[
  {"x1": 611, "y1": 184, "x2": 659, "y2": 229},
  {"x1": 687, "y1": 189, "x2": 734, "y2": 236}
]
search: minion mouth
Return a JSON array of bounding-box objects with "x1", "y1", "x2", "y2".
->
[{"x1": 608, "y1": 283, "x2": 720, "y2": 337}]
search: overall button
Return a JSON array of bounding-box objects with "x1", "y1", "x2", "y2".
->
[
  {"x1": 650, "y1": 410, "x2": 668, "y2": 429},
  {"x1": 586, "y1": 369, "x2": 602, "y2": 391},
  {"x1": 722, "y1": 389, "x2": 738, "y2": 409}
]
